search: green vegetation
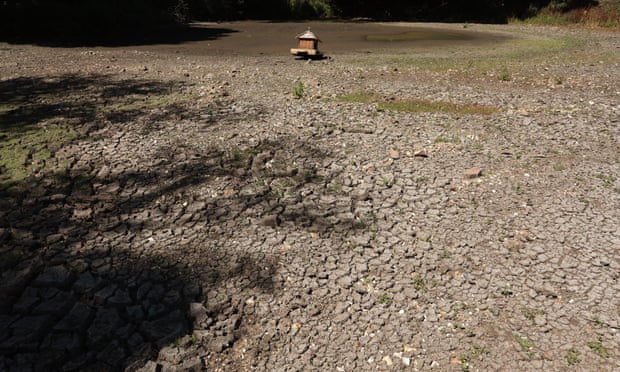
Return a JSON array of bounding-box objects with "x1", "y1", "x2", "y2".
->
[
  {"x1": 595, "y1": 173, "x2": 616, "y2": 188},
  {"x1": 412, "y1": 275, "x2": 429, "y2": 291},
  {"x1": 270, "y1": 177, "x2": 297, "y2": 198},
  {"x1": 471, "y1": 344, "x2": 490, "y2": 357},
  {"x1": 513, "y1": 183, "x2": 523, "y2": 194},
  {"x1": 499, "y1": 67, "x2": 512, "y2": 82},
  {"x1": 566, "y1": 347, "x2": 581, "y2": 365},
  {"x1": 0, "y1": 75, "x2": 192, "y2": 190},
  {"x1": 3, "y1": 0, "x2": 616, "y2": 43},
  {"x1": 380, "y1": 175, "x2": 393, "y2": 187},
  {"x1": 377, "y1": 294, "x2": 392, "y2": 305},
  {"x1": 510, "y1": 0, "x2": 620, "y2": 28},
  {"x1": 587, "y1": 339, "x2": 609, "y2": 358},
  {"x1": 514, "y1": 334, "x2": 535, "y2": 357},
  {"x1": 500, "y1": 285, "x2": 513, "y2": 296},
  {"x1": 451, "y1": 303, "x2": 475, "y2": 313},
  {"x1": 191, "y1": 333, "x2": 201, "y2": 346},
  {"x1": 337, "y1": 92, "x2": 498, "y2": 115},
  {"x1": 293, "y1": 81, "x2": 305, "y2": 99},
  {"x1": 456, "y1": 344, "x2": 490, "y2": 371},
  {"x1": 522, "y1": 307, "x2": 545, "y2": 323},
  {"x1": 457, "y1": 354, "x2": 470, "y2": 371},
  {"x1": 326, "y1": 181, "x2": 343, "y2": 193},
  {"x1": 0, "y1": 123, "x2": 76, "y2": 188}
]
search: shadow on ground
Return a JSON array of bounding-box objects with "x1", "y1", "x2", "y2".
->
[
  {"x1": 1, "y1": 24, "x2": 238, "y2": 48},
  {"x1": 0, "y1": 73, "x2": 280, "y2": 370},
  {"x1": 0, "y1": 72, "x2": 367, "y2": 370}
]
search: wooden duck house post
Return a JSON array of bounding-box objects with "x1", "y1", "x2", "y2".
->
[{"x1": 290, "y1": 29, "x2": 322, "y2": 58}]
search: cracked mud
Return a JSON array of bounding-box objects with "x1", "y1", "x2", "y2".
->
[{"x1": 0, "y1": 22, "x2": 618, "y2": 371}]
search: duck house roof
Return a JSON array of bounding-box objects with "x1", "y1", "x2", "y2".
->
[{"x1": 296, "y1": 30, "x2": 320, "y2": 41}]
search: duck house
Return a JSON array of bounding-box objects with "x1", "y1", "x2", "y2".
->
[{"x1": 290, "y1": 29, "x2": 322, "y2": 58}]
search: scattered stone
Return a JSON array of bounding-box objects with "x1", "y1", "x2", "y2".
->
[
  {"x1": 413, "y1": 149, "x2": 428, "y2": 158},
  {"x1": 464, "y1": 167, "x2": 482, "y2": 178},
  {"x1": 93, "y1": 284, "x2": 118, "y2": 305},
  {"x1": 259, "y1": 214, "x2": 279, "y2": 227},
  {"x1": 181, "y1": 357, "x2": 204, "y2": 372},
  {"x1": 504, "y1": 238, "x2": 524, "y2": 252},
  {"x1": 208, "y1": 334, "x2": 235, "y2": 353},
  {"x1": 382, "y1": 355, "x2": 393, "y2": 366}
]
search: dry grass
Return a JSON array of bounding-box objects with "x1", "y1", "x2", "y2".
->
[{"x1": 338, "y1": 92, "x2": 498, "y2": 115}]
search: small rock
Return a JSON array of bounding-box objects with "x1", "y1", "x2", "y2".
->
[
  {"x1": 337, "y1": 275, "x2": 354, "y2": 288},
  {"x1": 383, "y1": 356, "x2": 393, "y2": 366},
  {"x1": 181, "y1": 357, "x2": 203, "y2": 372},
  {"x1": 259, "y1": 215, "x2": 279, "y2": 227},
  {"x1": 413, "y1": 149, "x2": 428, "y2": 158},
  {"x1": 389, "y1": 150, "x2": 400, "y2": 159},
  {"x1": 135, "y1": 360, "x2": 160, "y2": 372},
  {"x1": 504, "y1": 238, "x2": 524, "y2": 252},
  {"x1": 424, "y1": 308, "x2": 438, "y2": 322},
  {"x1": 464, "y1": 167, "x2": 482, "y2": 178},
  {"x1": 188, "y1": 302, "x2": 208, "y2": 327},
  {"x1": 208, "y1": 334, "x2": 234, "y2": 352},
  {"x1": 158, "y1": 346, "x2": 183, "y2": 364}
]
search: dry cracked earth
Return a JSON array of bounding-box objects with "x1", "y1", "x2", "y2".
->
[{"x1": 0, "y1": 22, "x2": 619, "y2": 371}]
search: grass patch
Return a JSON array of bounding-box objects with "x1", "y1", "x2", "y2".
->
[
  {"x1": 337, "y1": 92, "x2": 497, "y2": 115},
  {"x1": 0, "y1": 123, "x2": 77, "y2": 187},
  {"x1": 566, "y1": 347, "x2": 581, "y2": 366},
  {"x1": 595, "y1": 173, "x2": 616, "y2": 188},
  {"x1": 293, "y1": 81, "x2": 305, "y2": 99},
  {"x1": 377, "y1": 294, "x2": 392, "y2": 305},
  {"x1": 522, "y1": 307, "x2": 545, "y2": 323},
  {"x1": 499, "y1": 67, "x2": 512, "y2": 82},
  {"x1": 514, "y1": 334, "x2": 535, "y2": 357},
  {"x1": 412, "y1": 275, "x2": 429, "y2": 292},
  {"x1": 270, "y1": 177, "x2": 297, "y2": 198},
  {"x1": 456, "y1": 344, "x2": 490, "y2": 371},
  {"x1": 587, "y1": 339, "x2": 609, "y2": 358}
]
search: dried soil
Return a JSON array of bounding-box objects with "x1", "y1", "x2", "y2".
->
[{"x1": 0, "y1": 22, "x2": 618, "y2": 371}]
